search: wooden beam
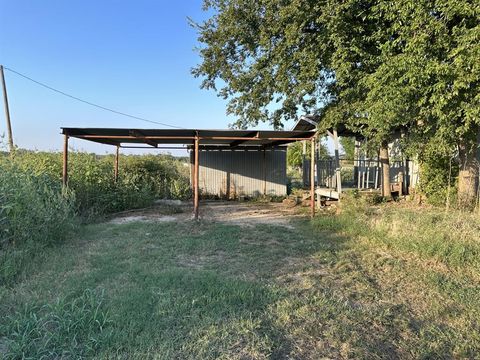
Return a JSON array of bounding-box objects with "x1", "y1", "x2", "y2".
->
[
  {"x1": 86, "y1": 138, "x2": 120, "y2": 147},
  {"x1": 193, "y1": 134, "x2": 200, "y2": 220},
  {"x1": 76, "y1": 135, "x2": 194, "y2": 140},
  {"x1": 310, "y1": 136, "x2": 315, "y2": 217},
  {"x1": 62, "y1": 135, "x2": 69, "y2": 187},
  {"x1": 265, "y1": 133, "x2": 313, "y2": 148},
  {"x1": 193, "y1": 145, "x2": 280, "y2": 151},
  {"x1": 74, "y1": 135, "x2": 313, "y2": 141},
  {"x1": 380, "y1": 142, "x2": 391, "y2": 198},
  {"x1": 120, "y1": 145, "x2": 186, "y2": 149},
  {"x1": 354, "y1": 138, "x2": 360, "y2": 186}
]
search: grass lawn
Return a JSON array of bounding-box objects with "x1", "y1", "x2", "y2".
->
[{"x1": 1, "y1": 204, "x2": 479, "y2": 359}]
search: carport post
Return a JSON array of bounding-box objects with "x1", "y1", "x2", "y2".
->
[
  {"x1": 310, "y1": 136, "x2": 315, "y2": 218},
  {"x1": 263, "y1": 148, "x2": 267, "y2": 196},
  {"x1": 62, "y1": 134, "x2": 69, "y2": 188},
  {"x1": 114, "y1": 145, "x2": 119, "y2": 182},
  {"x1": 194, "y1": 134, "x2": 200, "y2": 220}
]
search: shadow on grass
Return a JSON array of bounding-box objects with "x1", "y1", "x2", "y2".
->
[
  {"x1": 81, "y1": 221, "x2": 334, "y2": 358},
  {"x1": 2, "y1": 216, "x2": 475, "y2": 358}
]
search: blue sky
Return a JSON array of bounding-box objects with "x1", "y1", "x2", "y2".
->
[{"x1": 0, "y1": 0, "x2": 299, "y2": 155}]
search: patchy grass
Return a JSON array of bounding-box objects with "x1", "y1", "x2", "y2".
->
[{"x1": 1, "y1": 204, "x2": 479, "y2": 358}]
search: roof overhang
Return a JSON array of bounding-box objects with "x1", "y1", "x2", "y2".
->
[
  {"x1": 292, "y1": 115, "x2": 363, "y2": 138},
  {"x1": 291, "y1": 115, "x2": 318, "y2": 132},
  {"x1": 61, "y1": 127, "x2": 316, "y2": 149}
]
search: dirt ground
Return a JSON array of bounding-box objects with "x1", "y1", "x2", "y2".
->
[{"x1": 109, "y1": 200, "x2": 307, "y2": 228}]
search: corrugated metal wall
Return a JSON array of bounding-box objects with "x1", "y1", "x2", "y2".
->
[{"x1": 191, "y1": 149, "x2": 287, "y2": 198}]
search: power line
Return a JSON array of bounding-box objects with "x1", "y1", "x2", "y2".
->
[{"x1": 3, "y1": 66, "x2": 184, "y2": 129}]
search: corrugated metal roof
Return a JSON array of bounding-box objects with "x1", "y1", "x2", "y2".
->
[{"x1": 61, "y1": 127, "x2": 315, "y2": 148}]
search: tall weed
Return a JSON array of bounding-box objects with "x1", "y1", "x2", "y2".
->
[
  {"x1": 0, "y1": 289, "x2": 111, "y2": 359},
  {"x1": 4, "y1": 151, "x2": 191, "y2": 218},
  {"x1": 0, "y1": 150, "x2": 190, "y2": 285},
  {"x1": 0, "y1": 162, "x2": 77, "y2": 285}
]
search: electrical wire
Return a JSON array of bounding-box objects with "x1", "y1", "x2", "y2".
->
[{"x1": 3, "y1": 66, "x2": 184, "y2": 129}]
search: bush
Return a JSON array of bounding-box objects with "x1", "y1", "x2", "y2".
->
[
  {"x1": 417, "y1": 144, "x2": 458, "y2": 207},
  {"x1": 0, "y1": 161, "x2": 77, "y2": 285},
  {"x1": 5, "y1": 151, "x2": 191, "y2": 219},
  {"x1": 0, "y1": 150, "x2": 191, "y2": 285}
]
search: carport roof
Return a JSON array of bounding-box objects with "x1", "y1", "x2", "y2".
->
[{"x1": 61, "y1": 127, "x2": 316, "y2": 149}]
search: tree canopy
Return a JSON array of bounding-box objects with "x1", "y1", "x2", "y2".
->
[{"x1": 192, "y1": 0, "x2": 480, "y2": 204}]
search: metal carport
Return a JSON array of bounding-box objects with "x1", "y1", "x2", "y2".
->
[{"x1": 61, "y1": 127, "x2": 316, "y2": 219}]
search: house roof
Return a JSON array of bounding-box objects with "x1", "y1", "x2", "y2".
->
[
  {"x1": 292, "y1": 115, "x2": 362, "y2": 138},
  {"x1": 291, "y1": 115, "x2": 318, "y2": 132}
]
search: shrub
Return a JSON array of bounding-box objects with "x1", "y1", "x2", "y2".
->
[
  {"x1": 0, "y1": 161, "x2": 77, "y2": 285},
  {"x1": 4, "y1": 151, "x2": 191, "y2": 219},
  {"x1": 417, "y1": 143, "x2": 458, "y2": 207},
  {"x1": 0, "y1": 150, "x2": 191, "y2": 285}
]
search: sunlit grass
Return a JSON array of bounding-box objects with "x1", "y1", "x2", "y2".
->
[{"x1": 1, "y1": 205, "x2": 479, "y2": 358}]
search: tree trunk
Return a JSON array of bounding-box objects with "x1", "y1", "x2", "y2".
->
[
  {"x1": 458, "y1": 127, "x2": 480, "y2": 207},
  {"x1": 380, "y1": 142, "x2": 391, "y2": 198}
]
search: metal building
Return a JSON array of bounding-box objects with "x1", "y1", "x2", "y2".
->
[{"x1": 192, "y1": 148, "x2": 287, "y2": 199}]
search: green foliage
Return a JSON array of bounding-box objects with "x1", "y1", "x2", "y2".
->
[
  {"x1": 0, "y1": 161, "x2": 77, "y2": 285},
  {"x1": 6, "y1": 151, "x2": 191, "y2": 219},
  {"x1": 1, "y1": 289, "x2": 111, "y2": 359},
  {"x1": 419, "y1": 148, "x2": 458, "y2": 206},
  {"x1": 287, "y1": 139, "x2": 329, "y2": 168},
  {"x1": 339, "y1": 137, "x2": 355, "y2": 159},
  {"x1": 193, "y1": 0, "x2": 480, "y2": 206},
  {"x1": 0, "y1": 151, "x2": 190, "y2": 285},
  {"x1": 191, "y1": 0, "x2": 333, "y2": 128},
  {"x1": 340, "y1": 166, "x2": 354, "y2": 184},
  {"x1": 0, "y1": 161, "x2": 76, "y2": 248},
  {"x1": 287, "y1": 142, "x2": 304, "y2": 169}
]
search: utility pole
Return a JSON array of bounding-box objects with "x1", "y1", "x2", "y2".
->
[{"x1": 0, "y1": 65, "x2": 14, "y2": 153}]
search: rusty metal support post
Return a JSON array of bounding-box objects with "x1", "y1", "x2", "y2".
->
[
  {"x1": 193, "y1": 134, "x2": 200, "y2": 220},
  {"x1": 62, "y1": 134, "x2": 69, "y2": 187},
  {"x1": 310, "y1": 136, "x2": 315, "y2": 218},
  {"x1": 263, "y1": 148, "x2": 267, "y2": 196},
  {"x1": 114, "y1": 145, "x2": 119, "y2": 182}
]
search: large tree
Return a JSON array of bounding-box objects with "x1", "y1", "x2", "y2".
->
[
  {"x1": 192, "y1": 0, "x2": 479, "y2": 205},
  {"x1": 191, "y1": 0, "x2": 333, "y2": 129},
  {"x1": 365, "y1": 0, "x2": 480, "y2": 205},
  {"x1": 192, "y1": 0, "x2": 405, "y2": 198}
]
